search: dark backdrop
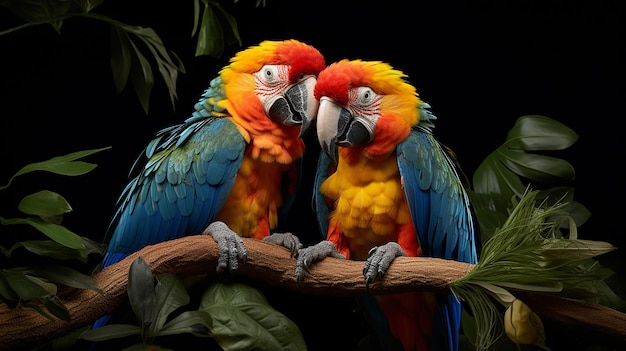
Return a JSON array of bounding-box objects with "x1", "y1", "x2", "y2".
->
[{"x1": 1, "y1": 1, "x2": 624, "y2": 350}]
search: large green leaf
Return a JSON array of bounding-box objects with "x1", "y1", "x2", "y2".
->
[
  {"x1": 196, "y1": 2, "x2": 225, "y2": 57},
  {"x1": 472, "y1": 115, "x2": 578, "y2": 196},
  {"x1": 80, "y1": 324, "x2": 143, "y2": 341},
  {"x1": 18, "y1": 190, "x2": 72, "y2": 217},
  {"x1": 73, "y1": 0, "x2": 104, "y2": 13},
  {"x1": 110, "y1": 20, "x2": 184, "y2": 114},
  {"x1": 128, "y1": 257, "x2": 157, "y2": 328},
  {"x1": 199, "y1": 282, "x2": 306, "y2": 351},
  {"x1": 39, "y1": 294, "x2": 71, "y2": 321},
  {"x1": 212, "y1": 2, "x2": 242, "y2": 48},
  {"x1": 23, "y1": 266, "x2": 101, "y2": 293},
  {"x1": 1, "y1": 0, "x2": 72, "y2": 32},
  {"x1": 157, "y1": 310, "x2": 213, "y2": 337},
  {"x1": 6, "y1": 236, "x2": 106, "y2": 262},
  {"x1": 0, "y1": 271, "x2": 20, "y2": 302},
  {"x1": 1, "y1": 217, "x2": 85, "y2": 249},
  {"x1": 150, "y1": 274, "x2": 190, "y2": 332},
  {"x1": 470, "y1": 115, "x2": 584, "y2": 241},
  {"x1": 24, "y1": 217, "x2": 85, "y2": 249},
  {"x1": 128, "y1": 37, "x2": 154, "y2": 115},
  {"x1": 504, "y1": 115, "x2": 578, "y2": 151},
  {"x1": 0, "y1": 147, "x2": 111, "y2": 190},
  {"x1": 2, "y1": 269, "x2": 57, "y2": 301},
  {"x1": 110, "y1": 26, "x2": 133, "y2": 94}
]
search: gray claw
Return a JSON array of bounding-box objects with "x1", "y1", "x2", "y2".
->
[
  {"x1": 363, "y1": 242, "x2": 406, "y2": 288},
  {"x1": 295, "y1": 241, "x2": 345, "y2": 285},
  {"x1": 203, "y1": 221, "x2": 247, "y2": 273},
  {"x1": 262, "y1": 232, "x2": 303, "y2": 257}
]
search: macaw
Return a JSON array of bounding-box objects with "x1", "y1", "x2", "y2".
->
[
  {"x1": 92, "y1": 40, "x2": 325, "y2": 329},
  {"x1": 296, "y1": 59, "x2": 479, "y2": 351}
]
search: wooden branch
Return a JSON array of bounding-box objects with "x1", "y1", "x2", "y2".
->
[{"x1": 1, "y1": 235, "x2": 625, "y2": 349}]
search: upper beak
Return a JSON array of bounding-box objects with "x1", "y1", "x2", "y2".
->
[
  {"x1": 316, "y1": 97, "x2": 343, "y2": 162},
  {"x1": 317, "y1": 97, "x2": 375, "y2": 163},
  {"x1": 267, "y1": 75, "x2": 319, "y2": 138}
]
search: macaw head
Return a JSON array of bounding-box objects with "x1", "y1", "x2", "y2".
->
[
  {"x1": 219, "y1": 39, "x2": 326, "y2": 138},
  {"x1": 314, "y1": 59, "x2": 422, "y2": 162}
]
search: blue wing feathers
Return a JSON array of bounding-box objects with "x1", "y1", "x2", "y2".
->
[
  {"x1": 397, "y1": 116, "x2": 479, "y2": 351},
  {"x1": 398, "y1": 126, "x2": 477, "y2": 264},
  {"x1": 102, "y1": 117, "x2": 245, "y2": 268}
]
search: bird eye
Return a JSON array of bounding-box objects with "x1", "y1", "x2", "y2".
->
[
  {"x1": 260, "y1": 65, "x2": 280, "y2": 84},
  {"x1": 357, "y1": 87, "x2": 377, "y2": 105}
]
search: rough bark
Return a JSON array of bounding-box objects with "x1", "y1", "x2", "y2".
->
[{"x1": 1, "y1": 235, "x2": 624, "y2": 349}]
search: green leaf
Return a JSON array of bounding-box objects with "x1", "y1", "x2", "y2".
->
[
  {"x1": 0, "y1": 271, "x2": 20, "y2": 302},
  {"x1": 504, "y1": 115, "x2": 578, "y2": 151},
  {"x1": 156, "y1": 310, "x2": 212, "y2": 337},
  {"x1": 13, "y1": 147, "x2": 108, "y2": 176},
  {"x1": 0, "y1": 146, "x2": 111, "y2": 190},
  {"x1": 499, "y1": 148, "x2": 576, "y2": 184},
  {"x1": 138, "y1": 27, "x2": 185, "y2": 109},
  {"x1": 196, "y1": 3, "x2": 224, "y2": 57},
  {"x1": 472, "y1": 115, "x2": 578, "y2": 197},
  {"x1": 191, "y1": 0, "x2": 201, "y2": 36},
  {"x1": 21, "y1": 300, "x2": 57, "y2": 321},
  {"x1": 3, "y1": 269, "x2": 57, "y2": 301},
  {"x1": 1, "y1": 0, "x2": 73, "y2": 32},
  {"x1": 151, "y1": 274, "x2": 190, "y2": 331},
  {"x1": 212, "y1": 2, "x2": 241, "y2": 47},
  {"x1": 110, "y1": 26, "x2": 132, "y2": 93},
  {"x1": 1, "y1": 147, "x2": 111, "y2": 190},
  {"x1": 6, "y1": 237, "x2": 106, "y2": 263},
  {"x1": 128, "y1": 257, "x2": 156, "y2": 328},
  {"x1": 7, "y1": 237, "x2": 105, "y2": 261},
  {"x1": 199, "y1": 283, "x2": 306, "y2": 351},
  {"x1": 41, "y1": 294, "x2": 71, "y2": 321},
  {"x1": 473, "y1": 281, "x2": 517, "y2": 306},
  {"x1": 128, "y1": 38, "x2": 154, "y2": 114},
  {"x1": 73, "y1": 0, "x2": 104, "y2": 13},
  {"x1": 18, "y1": 190, "x2": 72, "y2": 217},
  {"x1": 23, "y1": 217, "x2": 85, "y2": 249},
  {"x1": 80, "y1": 324, "x2": 143, "y2": 341},
  {"x1": 472, "y1": 150, "x2": 526, "y2": 199},
  {"x1": 110, "y1": 22, "x2": 184, "y2": 114},
  {"x1": 24, "y1": 266, "x2": 101, "y2": 293}
]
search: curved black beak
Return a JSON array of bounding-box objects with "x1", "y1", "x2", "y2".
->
[{"x1": 267, "y1": 75, "x2": 319, "y2": 138}]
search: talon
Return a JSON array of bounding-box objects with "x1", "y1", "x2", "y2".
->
[{"x1": 368, "y1": 246, "x2": 378, "y2": 257}]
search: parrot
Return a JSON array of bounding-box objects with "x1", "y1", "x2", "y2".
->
[
  {"x1": 295, "y1": 59, "x2": 479, "y2": 351},
  {"x1": 93, "y1": 39, "x2": 325, "y2": 329}
]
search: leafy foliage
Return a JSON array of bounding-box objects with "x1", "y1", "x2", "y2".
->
[
  {"x1": 0, "y1": 148, "x2": 109, "y2": 320},
  {"x1": 468, "y1": 115, "x2": 589, "y2": 242},
  {"x1": 0, "y1": 0, "x2": 263, "y2": 114},
  {"x1": 81, "y1": 257, "x2": 305, "y2": 351},
  {"x1": 452, "y1": 115, "x2": 619, "y2": 351},
  {"x1": 452, "y1": 190, "x2": 617, "y2": 351},
  {"x1": 199, "y1": 282, "x2": 307, "y2": 351},
  {"x1": 80, "y1": 257, "x2": 213, "y2": 348}
]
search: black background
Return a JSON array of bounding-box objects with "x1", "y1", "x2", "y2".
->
[{"x1": 1, "y1": 1, "x2": 624, "y2": 350}]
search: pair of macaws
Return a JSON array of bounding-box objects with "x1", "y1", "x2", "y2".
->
[{"x1": 98, "y1": 39, "x2": 479, "y2": 351}]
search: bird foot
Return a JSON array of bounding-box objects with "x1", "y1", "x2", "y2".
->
[
  {"x1": 262, "y1": 232, "x2": 303, "y2": 257},
  {"x1": 363, "y1": 242, "x2": 406, "y2": 288},
  {"x1": 295, "y1": 240, "x2": 345, "y2": 285},
  {"x1": 203, "y1": 221, "x2": 247, "y2": 273}
]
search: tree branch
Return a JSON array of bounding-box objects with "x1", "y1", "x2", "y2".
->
[{"x1": 1, "y1": 235, "x2": 625, "y2": 349}]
